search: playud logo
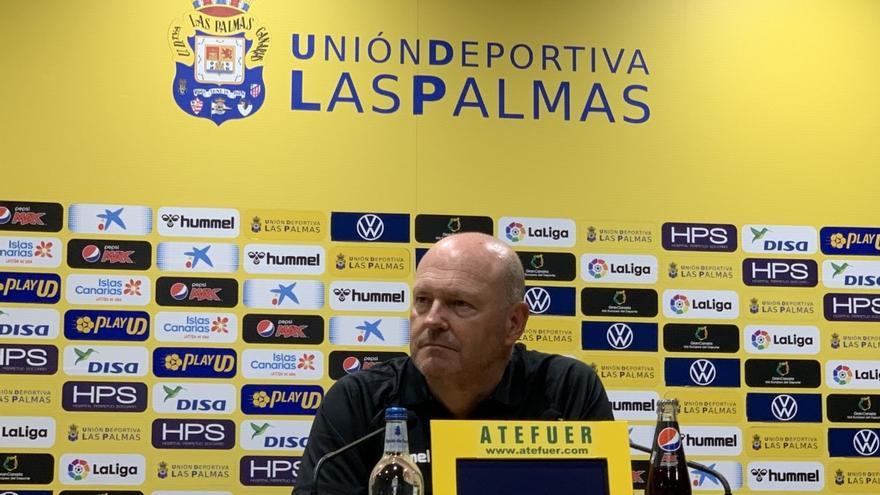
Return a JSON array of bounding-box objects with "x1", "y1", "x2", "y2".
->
[
  {"x1": 854, "y1": 429, "x2": 880, "y2": 456},
  {"x1": 771, "y1": 395, "x2": 798, "y2": 421},
  {"x1": 690, "y1": 359, "x2": 717, "y2": 385},
  {"x1": 606, "y1": 323, "x2": 634, "y2": 349},
  {"x1": 356, "y1": 214, "x2": 384, "y2": 241}
]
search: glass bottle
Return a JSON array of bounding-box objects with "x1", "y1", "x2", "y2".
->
[
  {"x1": 368, "y1": 407, "x2": 424, "y2": 495},
  {"x1": 646, "y1": 399, "x2": 692, "y2": 495}
]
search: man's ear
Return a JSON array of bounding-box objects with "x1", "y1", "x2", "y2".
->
[{"x1": 505, "y1": 301, "x2": 530, "y2": 345}]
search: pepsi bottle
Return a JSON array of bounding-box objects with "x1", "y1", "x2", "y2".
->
[
  {"x1": 369, "y1": 407, "x2": 424, "y2": 495},
  {"x1": 646, "y1": 399, "x2": 692, "y2": 495}
]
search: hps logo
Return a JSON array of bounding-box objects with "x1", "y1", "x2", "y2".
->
[
  {"x1": 742, "y1": 258, "x2": 817, "y2": 287},
  {"x1": 62, "y1": 381, "x2": 148, "y2": 412},
  {"x1": 661, "y1": 222, "x2": 736, "y2": 252}
]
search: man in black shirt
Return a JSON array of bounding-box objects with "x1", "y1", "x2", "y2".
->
[{"x1": 294, "y1": 233, "x2": 613, "y2": 494}]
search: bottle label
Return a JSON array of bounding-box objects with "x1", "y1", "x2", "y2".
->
[
  {"x1": 370, "y1": 477, "x2": 419, "y2": 495},
  {"x1": 656, "y1": 426, "x2": 682, "y2": 452},
  {"x1": 384, "y1": 422, "x2": 409, "y2": 454},
  {"x1": 659, "y1": 452, "x2": 679, "y2": 467}
]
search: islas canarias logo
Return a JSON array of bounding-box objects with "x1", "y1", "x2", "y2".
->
[{"x1": 168, "y1": 0, "x2": 271, "y2": 125}]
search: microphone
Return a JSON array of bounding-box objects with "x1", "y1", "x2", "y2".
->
[
  {"x1": 310, "y1": 410, "x2": 418, "y2": 495},
  {"x1": 629, "y1": 441, "x2": 733, "y2": 495}
]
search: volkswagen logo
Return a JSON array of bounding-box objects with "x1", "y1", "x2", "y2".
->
[
  {"x1": 356, "y1": 214, "x2": 385, "y2": 241},
  {"x1": 606, "y1": 323, "x2": 633, "y2": 350},
  {"x1": 524, "y1": 287, "x2": 551, "y2": 314},
  {"x1": 770, "y1": 394, "x2": 798, "y2": 421},
  {"x1": 853, "y1": 429, "x2": 880, "y2": 456},
  {"x1": 689, "y1": 359, "x2": 716, "y2": 386}
]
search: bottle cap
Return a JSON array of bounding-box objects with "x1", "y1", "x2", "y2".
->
[{"x1": 385, "y1": 406, "x2": 408, "y2": 421}]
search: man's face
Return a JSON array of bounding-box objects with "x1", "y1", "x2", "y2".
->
[{"x1": 410, "y1": 247, "x2": 519, "y2": 379}]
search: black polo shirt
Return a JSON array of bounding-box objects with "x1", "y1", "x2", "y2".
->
[{"x1": 294, "y1": 343, "x2": 614, "y2": 495}]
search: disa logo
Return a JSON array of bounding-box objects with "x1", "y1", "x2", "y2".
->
[{"x1": 168, "y1": 1, "x2": 270, "y2": 125}]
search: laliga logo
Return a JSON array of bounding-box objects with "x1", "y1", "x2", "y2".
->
[
  {"x1": 68, "y1": 458, "x2": 91, "y2": 481},
  {"x1": 853, "y1": 429, "x2": 880, "y2": 456},
  {"x1": 770, "y1": 394, "x2": 798, "y2": 421},
  {"x1": 168, "y1": 0, "x2": 271, "y2": 125},
  {"x1": 587, "y1": 258, "x2": 608, "y2": 279},
  {"x1": 605, "y1": 323, "x2": 633, "y2": 350},
  {"x1": 834, "y1": 365, "x2": 854, "y2": 385},
  {"x1": 689, "y1": 359, "x2": 716, "y2": 386},
  {"x1": 670, "y1": 294, "x2": 690, "y2": 315},
  {"x1": 505, "y1": 222, "x2": 526, "y2": 242},
  {"x1": 751, "y1": 329, "x2": 771, "y2": 350},
  {"x1": 524, "y1": 287, "x2": 551, "y2": 314},
  {"x1": 356, "y1": 214, "x2": 384, "y2": 241}
]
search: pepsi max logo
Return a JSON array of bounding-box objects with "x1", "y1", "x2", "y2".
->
[
  {"x1": 657, "y1": 427, "x2": 682, "y2": 452},
  {"x1": 242, "y1": 314, "x2": 324, "y2": 345},
  {"x1": 0, "y1": 201, "x2": 63, "y2": 232},
  {"x1": 156, "y1": 277, "x2": 238, "y2": 308},
  {"x1": 67, "y1": 239, "x2": 151, "y2": 271},
  {"x1": 328, "y1": 351, "x2": 407, "y2": 379}
]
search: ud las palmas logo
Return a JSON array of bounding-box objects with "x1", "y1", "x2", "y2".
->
[{"x1": 168, "y1": 0, "x2": 271, "y2": 125}]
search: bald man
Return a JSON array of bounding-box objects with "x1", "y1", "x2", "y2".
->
[{"x1": 294, "y1": 233, "x2": 613, "y2": 495}]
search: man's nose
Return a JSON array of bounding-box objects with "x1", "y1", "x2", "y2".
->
[{"x1": 423, "y1": 300, "x2": 448, "y2": 328}]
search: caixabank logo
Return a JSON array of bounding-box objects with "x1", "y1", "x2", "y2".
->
[
  {"x1": 153, "y1": 347, "x2": 237, "y2": 379},
  {"x1": 0, "y1": 200, "x2": 63, "y2": 232},
  {"x1": 580, "y1": 253, "x2": 657, "y2": 284},
  {"x1": 157, "y1": 207, "x2": 240, "y2": 237},
  {"x1": 168, "y1": 1, "x2": 270, "y2": 125},
  {"x1": 746, "y1": 461, "x2": 824, "y2": 491},
  {"x1": 156, "y1": 242, "x2": 239, "y2": 273},
  {"x1": 0, "y1": 272, "x2": 60, "y2": 304},
  {"x1": 581, "y1": 288, "x2": 658, "y2": 318},
  {"x1": 68, "y1": 204, "x2": 152, "y2": 236},
  {"x1": 0, "y1": 308, "x2": 60, "y2": 339},
  {"x1": 745, "y1": 393, "x2": 822, "y2": 422},
  {"x1": 59, "y1": 453, "x2": 145, "y2": 485},
  {"x1": 63, "y1": 345, "x2": 148, "y2": 378},
  {"x1": 63, "y1": 310, "x2": 149, "y2": 342},
  {"x1": 62, "y1": 381, "x2": 148, "y2": 413},
  {"x1": 0, "y1": 236, "x2": 62, "y2": 268},
  {"x1": 67, "y1": 239, "x2": 152, "y2": 271},
  {"x1": 243, "y1": 279, "x2": 324, "y2": 310},
  {"x1": 241, "y1": 385, "x2": 323, "y2": 415},
  {"x1": 151, "y1": 419, "x2": 235, "y2": 450},
  {"x1": 152, "y1": 382, "x2": 236, "y2": 415},
  {"x1": 154, "y1": 311, "x2": 237, "y2": 343},
  {"x1": 0, "y1": 344, "x2": 58, "y2": 375},
  {"x1": 662, "y1": 290, "x2": 739, "y2": 320},
  {"x1": 330, "y1": 212, "x2": 410, "y2": 243},
  {"x1": 156, "y1": 277, "x2": 239, "y2": 308},
  {"x1": 328, "y1": 316, "x2": 410, "y2": 346},
  {"x1": 240, "y1": 419, "x2": 311, "y2": 452},
  {"x1": 414, "y1": 214, "x2": 493, "y2": 243},
  {"x1": 821, "y1": 226, "x2": 880, "y2": 256},
  {"x1": 581, "y1": 321, "x2": 658, "y2": 352},
  {"x1": 243, "y1": 314, "x2": 324, "y2": 344}
]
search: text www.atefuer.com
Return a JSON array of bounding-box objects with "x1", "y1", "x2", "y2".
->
[{"x1": 484, "y1": 446, "x2": 590, "y2": 455}]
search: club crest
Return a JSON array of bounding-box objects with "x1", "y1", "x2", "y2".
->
[{"x1": 168, "y1": 0, "x2": 271, "y2": 125}]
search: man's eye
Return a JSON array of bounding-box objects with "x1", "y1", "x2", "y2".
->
[{"x1": 453, "y1": 300, "x2": 471, "y2": 308}]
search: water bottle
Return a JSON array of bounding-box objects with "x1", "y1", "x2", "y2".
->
[{"x1": 368, "y1": 407, "x2": 424, "y2": 495}]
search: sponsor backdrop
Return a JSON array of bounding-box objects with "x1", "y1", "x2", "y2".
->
[{"x1": 3, "y1": 0, "x2": 880, "y2": 494}]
